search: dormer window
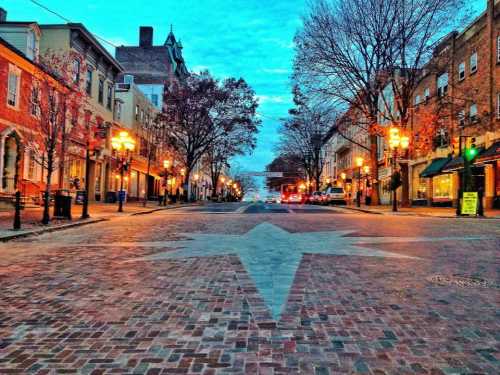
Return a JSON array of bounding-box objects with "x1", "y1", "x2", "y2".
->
[{"x1": 27, "y1": 31, "x2": 37, "y2": 61}]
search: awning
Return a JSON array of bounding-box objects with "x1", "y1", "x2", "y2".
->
[
  {"x1": 442, "y1": 147, "x2": 485, "y2": 172},
  {"x1": 420, "y1": 157, "x2": 451, "y2": 178},
  {"x1": 476, "y1": 141, "x2": 500, "y2": 164}
]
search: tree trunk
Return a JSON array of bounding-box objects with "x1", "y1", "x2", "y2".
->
[
  {"x1": 42, "y1": 151, "x2": 54, "y2": 225},
  {"x1": 369, "y1": 134, "x2": 380, "y2": 205},
  {"x1": 401, "y1": 162, "x2": 410, "y2": 207}
]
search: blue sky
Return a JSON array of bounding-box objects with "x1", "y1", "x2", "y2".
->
[
  {"x1": 5, "y1": 0, "x2": 485, "y2": 184},
  {"x1": 5, "y1": 0, "x2": 308, "y2": 176}
]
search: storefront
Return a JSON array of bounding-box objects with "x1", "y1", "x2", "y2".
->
[
  {"x1": 378, "y1": 166, "x2": 392, "y2": 205},
  {"x1": 411, "y1": 162, "x2": 429, "y2": 205},
  {"x1": 419, "y1": 157, "x2": 452, "y2": 206},
  {"x1": 475, "y1": 140, "x2": 500, "y2": 209}
]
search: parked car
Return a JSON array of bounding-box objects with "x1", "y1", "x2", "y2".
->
[
  {"x1": 287, "y1": 193, "x2": 302, "y2": 204},
  {"x1": 324, "y1": 186, "x2": 346, "y2": 205},
  {"x1": 310, "y1": 191, "x2": 323, "y2": 204},
  {"x1": 265, "y1": 193, "x2": 281, "y2": 204}
]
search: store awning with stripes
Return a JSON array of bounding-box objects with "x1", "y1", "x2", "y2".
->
[
  {"x1": 419, "y1": 157, "x2": 451, "y2": 178},
  {"x1": 476, "y1": 141, "x2": 500, "y2": 164}
]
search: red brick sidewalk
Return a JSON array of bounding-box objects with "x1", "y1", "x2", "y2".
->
[
  {"x1": 0, "y1": 201, "x2": 196, "y2": 239},
  {"x1": 339, "y1": 204, "x2": 500, "y2": 218}
]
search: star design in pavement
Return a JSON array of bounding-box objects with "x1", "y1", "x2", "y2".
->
[{"x1": 136, "y1": 222, "x2": 484, "y2": 320}]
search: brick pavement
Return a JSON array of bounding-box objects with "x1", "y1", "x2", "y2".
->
[
  {"x1": 337, "y1": 204, "x2": 500, "y2": 219},
  {"x1": 0, "y1": 205, "x2": 498, "y2": 374}
]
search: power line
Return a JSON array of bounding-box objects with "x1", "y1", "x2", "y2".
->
[{"x1": 28, "y1": 0, "x2": 119, "y2": 49}]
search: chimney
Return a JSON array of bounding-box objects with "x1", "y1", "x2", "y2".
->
[
  {"x1": 0, "y1": 8, "x2": 7, "y2": 23},
  {"x1": 139, "y1": 26, "x2": 153, "y2": 47}
]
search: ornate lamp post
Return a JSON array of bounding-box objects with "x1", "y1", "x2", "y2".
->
[
  {"x1": 163, "y1": 159, "x2": 171, "y2": 206},
  {"x1": 355, "y1": 157, "x2": 364, "y2": 207},
  {"x1": 388, "y1": 127, "x2": 409, "y2": 212},
  {"x1": 111, "y1": 131, "x2": 135, "y2": 213},
  {"x1": 193, "y1": 173, "x2": 200, "y2": 201}
]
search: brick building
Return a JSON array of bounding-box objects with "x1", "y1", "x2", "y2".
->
[
  {"x1": 410, "y1": 0, "x2": 500, "y2": 209},
  {"x1": 115, "y1": 26, "x2": 188, "y2": 110},
  {"x1": 0, "y1": 35, "x2": 67, "y2": 202}
]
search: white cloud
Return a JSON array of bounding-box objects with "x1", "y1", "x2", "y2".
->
[
  {"x1": 257, "y1": 95, "x2": 287, "y2": 104},
  {"x1": 262, "y1": 68, "x2": 290, "y2": 75}
]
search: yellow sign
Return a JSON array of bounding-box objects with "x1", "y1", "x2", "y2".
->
[{"x1": 461, "y1": 192, "x2": 478, "y2": 215}]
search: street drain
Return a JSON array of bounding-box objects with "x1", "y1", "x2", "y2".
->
[{"x1": 427, "y1": 274, "x2": 499, "y2": 290}]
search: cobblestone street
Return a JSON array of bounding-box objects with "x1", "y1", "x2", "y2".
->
[{"x1": 0, "y1": 203, "x2": 499, "y2": 374}]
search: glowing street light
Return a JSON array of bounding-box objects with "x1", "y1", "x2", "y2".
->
[
  {"x1": 388, "y1": 127, "x2": 409, "y2": 212},
  {"x1": 111, "y1": 131, "x2": 135, "y2": 212}
]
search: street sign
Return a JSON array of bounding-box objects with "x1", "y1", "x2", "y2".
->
[
  {"x1": 241, "y1": 172, "x2": 284, "y2": 178},
  {"x1": 461, "y1": 192, "x2": 478, "y2": 215}
]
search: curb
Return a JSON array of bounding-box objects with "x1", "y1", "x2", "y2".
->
[
  {"x1": 338, "y1": 206, "x2": 500, "y2": 219},
  {"x1": 0, "y1": 218, "x2": 107, "y2": 242},
  {"x1": 337, "y1": 206, "x2": 383, "y2": 215},
  {"x1": 0, "y1": 203, "x2": 203, "y2": 242}
]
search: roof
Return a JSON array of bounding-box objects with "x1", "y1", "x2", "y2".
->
[
  {"x1": 39, "y1": 23, "x2": 123, "y2": 73},
  {"x1": 476, "y1": 141, "x2": 500, "y2": 163},
  {"x1": 442, "y1": 147, "x2": 485, "y2": 172},
  {"x1": 420, "y1": 157, "x2": 451, "y2": 178}
]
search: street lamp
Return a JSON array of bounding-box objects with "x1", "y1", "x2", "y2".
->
[
  {"x1": 355, "y1": 157, "x2": 364, "y2": 207},
  {"x1": 162, "y1": 159, "x2": 171, "y2": 206},
  {"x1": 193, "y1": 173, "x2": 200, "y2": 201},
  {"x1": 388, "y1": 127, "x2": 409, "y2": 212},
  {"x1": 111, "y1": 131, "x2": 135, "y2": 212}
]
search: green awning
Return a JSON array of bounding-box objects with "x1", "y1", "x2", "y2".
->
[{"x1": 420, "y1": 157, "x2": 451, "y2": 178}]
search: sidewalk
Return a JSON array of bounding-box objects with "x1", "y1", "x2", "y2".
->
[
  {"x1": 339, "y1": 204, "x2": 500, "y2": 218},
  {"x1": 0, "y1": 200, "x2": 198, "y2": 241}
]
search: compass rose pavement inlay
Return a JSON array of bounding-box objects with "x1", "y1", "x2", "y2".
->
[{"x1": 127, "y1": 222, "x2": 490, "y2": 320}]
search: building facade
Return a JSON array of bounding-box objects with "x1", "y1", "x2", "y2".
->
[{"x1": 38, "y1": 23, "x2": 124, "y2": 201}]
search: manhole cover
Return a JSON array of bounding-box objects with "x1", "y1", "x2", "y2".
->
[{"x1": 427, "y1": 274, "x2": 499, "y2": 289}]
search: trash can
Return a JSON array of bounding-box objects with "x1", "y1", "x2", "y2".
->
[
  {"x1": 118, "y1": 189, "x2": 127, "y2": 203},
  {"x1": 106, "y1": 191, "x2": 117, "y2": 203},
  {"x1": 53, "y1": 189, "x2": 72, "y2": 220},
  {"x1": 75, "y1": 190, "x2": 86, "y2": 205}
]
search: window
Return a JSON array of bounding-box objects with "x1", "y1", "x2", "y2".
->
[
  {"x1": 98, "y1": 78, "x2": 104, "y2": 104},
  {"x1": 432, "y1": 174, "x2": 452, "y2": 199},
  {"x1": 458, "y1": 62, "x2": 465, "y2": 81},
  {"x1": 106, "y1": 84, "x2": 113, "y2": 110},
  {"x1": 469, "y1": 103, "x2": 478, "y2": 122},
  {"x1": 140, "y1": 109, "x2": 144, "y2": 123},
  {"x1": 27, "y1": 31, "x2": 36, "y2": 61},
  {"x1": 458, "y1": 110, "x2": 465, "y2": 127},
  {"x1": 135, "y1": 105, "x2": 139, "y2": 120},
  {"x1": 72, "y1": 59, "x2": 80, "y2": 84},
  {"x1": 497, "y1": 36, "x2": 500, "y2": 63},
  {"x1": 415, "y1": 95, "x2": 421, "y2": 106},
  {"x1": 437, "y1": 73, "x2": 448, "y2": 97},
  {"x1": 30, "y1": 84, "x2": 40, "y2": 117},
  {"x1": 86, "y1": 69, "x2": 92, "y2": 95},
  {"x1": 151, "y1": 94, "x2": 158, "y2": 107},
  {"x1": 115, "y1": 101, "x2": 122, "y2": 121},
  {"x1": 498, "y1": 93, "x2": 500, "y2": 119},
  {"x1": 27, "y1": 150, "x2": 36, "y2": 180},
  {"x1": 424, "y1": 88, "x2": 430, "y2": 102},
  {"x1": 7, "y1": 66, "x2": 20, "y2": 108},
  {"x1": 470, "y1": 52, "x2": 477, "y2": 73}
]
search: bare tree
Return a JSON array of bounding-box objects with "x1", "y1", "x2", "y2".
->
[
  {"x1": 278, "y1": 85, "x2": 333, "y2": 192},
  {"x1": 163, "y1": 72, "x2": 260, "y2": 200},
  {"x1": 293, "y1": 0, "x2": 467, "y2": 204}
]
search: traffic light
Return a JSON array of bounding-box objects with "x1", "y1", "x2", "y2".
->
[{"x1": 465, "y1": 137, "x2": 477, "y2": 161}]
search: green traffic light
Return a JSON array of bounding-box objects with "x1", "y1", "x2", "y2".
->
[{"x1": 465, "y1": 148, "x2": 477, "y2": 160}]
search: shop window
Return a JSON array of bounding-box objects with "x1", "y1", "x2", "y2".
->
[
  {"x1": 458, "y1": 62, "x2": 465, "y2": 81},
  {"x1": 412, "y1": 165, "x2": 427, "y2": 200},
  {"x1": 470, "y1": 52, "x2": 477, "y2": 73},
  {"x1": 432, "y1": 174, "x2": 452, "y2": 199}
]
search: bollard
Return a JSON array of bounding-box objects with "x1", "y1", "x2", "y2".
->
[{"x1": 13, "y1": 191, "x2": 21, "y2": 230}]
